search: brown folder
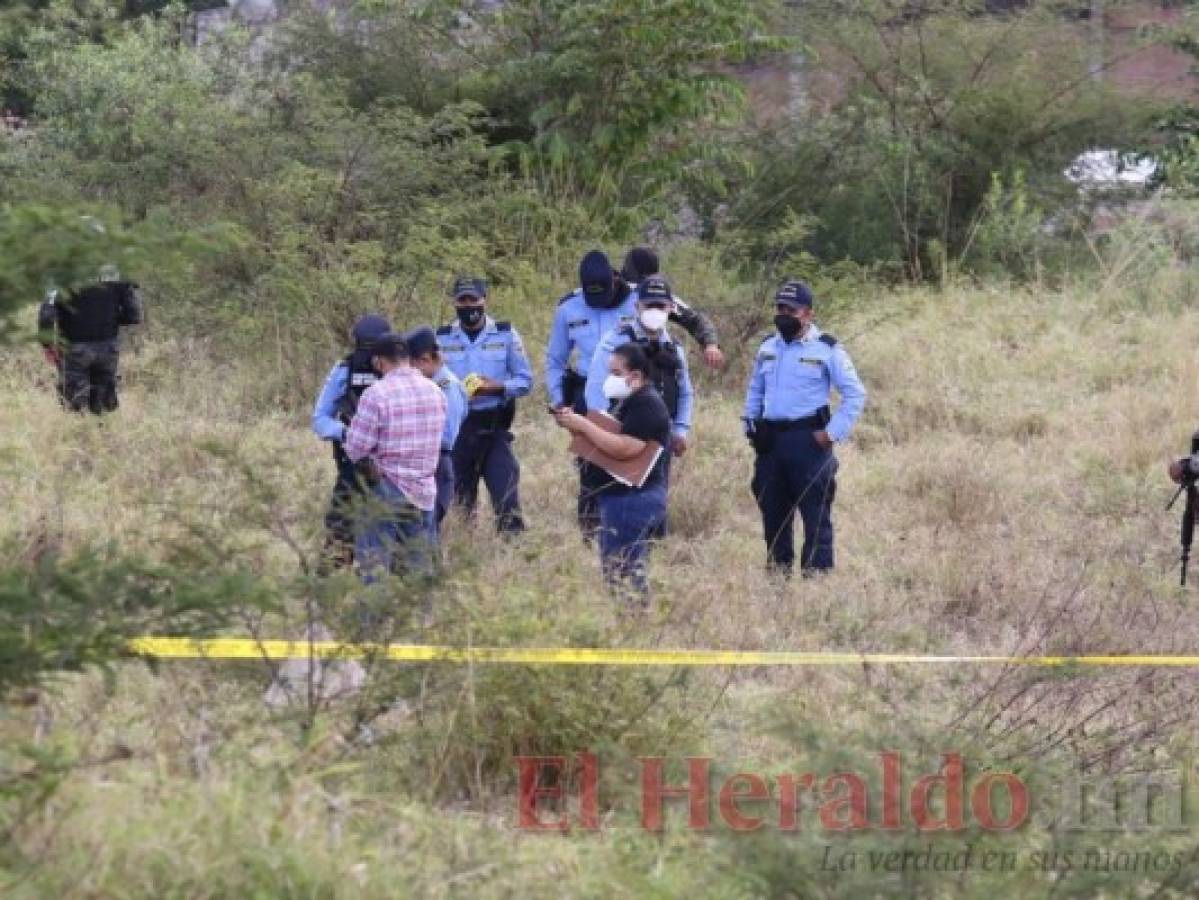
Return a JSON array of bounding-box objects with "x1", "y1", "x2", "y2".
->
[{"x1": 569, "y1": 411, "x2": 664, "y2": 489}]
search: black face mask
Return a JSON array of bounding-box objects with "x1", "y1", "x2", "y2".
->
[
  {"x1": 456, "y1": 306, "x2": 485, "y2": 331},
  {"x1": 774, "y1": 314, "x2": 802, "y2": 341}
]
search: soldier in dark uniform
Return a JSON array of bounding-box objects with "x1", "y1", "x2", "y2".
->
[
  {"x1": 37, "y1": 266, "x2": 142, "y2": 415},
  {"x1": 311, "y1": 314, "x2": 391, "y2": 571}
]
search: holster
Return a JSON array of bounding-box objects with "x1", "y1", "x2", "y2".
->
[{"x1": 749, "y1": 419, "x2": 775, "y2": 456}]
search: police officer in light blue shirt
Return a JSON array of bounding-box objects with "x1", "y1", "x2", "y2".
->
[
  {"x1": 546, "y1": 251, "x2": 638, "y2": 411},
  {"x1": 585, "y1": 275, "x2": 694, "y2": 451},
  {"x1": 406, "y1": 326, "x2": 468, "y2": 536},
  {"x1": 436, "y1": 277, "x2": 533, "y2": 533},
  {"x1": 311, "y1": 313, "x2": 391, "y2": 571},
  {"x1": 585, "y1": 275, "x2": 695, "y2": 539},
  {"x1": 742, "y1": 281, "x2": 866, "y2": 575}
]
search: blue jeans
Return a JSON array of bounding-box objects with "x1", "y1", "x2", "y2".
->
[
  {"x1": 598, "y1": 485, "x2": 667, "y2": 600},
  {"x1": 354, "y1": 478, "x2": 436, "y2": 583}
]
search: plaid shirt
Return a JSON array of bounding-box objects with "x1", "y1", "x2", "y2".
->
[{"x1": 344, "y1": 366, "x2": 447, "y2": 511}]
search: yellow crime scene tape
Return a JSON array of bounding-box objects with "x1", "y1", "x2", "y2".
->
[{"x1": 125, "y1": 638, "x2": 1199, "y2": 668}]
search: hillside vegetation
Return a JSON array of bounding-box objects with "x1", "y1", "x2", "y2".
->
[{"x1": 4, "y1": 1, "x2": 1199, "y2": 897}]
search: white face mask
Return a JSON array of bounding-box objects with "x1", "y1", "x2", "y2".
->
[
  {"x1": 603, "y1": 373, "x2": 634, "y2": 401},
  {"x1": 639, "y1": 308, "x2": 669, "y2": 332}
]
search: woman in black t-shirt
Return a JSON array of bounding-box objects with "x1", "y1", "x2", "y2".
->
[{"x1": 553, "y1": 344, "x2": 671, "y2": 602}]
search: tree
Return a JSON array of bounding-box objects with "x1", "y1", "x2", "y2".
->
[{"x1": 725, "y1": 0, "x2": 1161, "y2": 279}]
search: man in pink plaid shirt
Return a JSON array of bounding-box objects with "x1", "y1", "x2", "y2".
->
[{"x1": 344, "y1": 332, "x2": 447, "y2": 579}]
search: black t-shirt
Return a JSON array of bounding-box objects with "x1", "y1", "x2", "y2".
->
[{"x1": 585, "y1": 385, "x2": 672, "y2": 496}]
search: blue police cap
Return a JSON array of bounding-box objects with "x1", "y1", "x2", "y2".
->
[
  {"x1": 579, "y1": 250, "x2": 615, "y2": 306},
  {"x1": 637, "y1": 275, "x2": 673, "y2": 305},
  {"x1": 775, "y1": 280, "x2": 814, "y2": 309},
  {"x1": 352, "y1": 314, "x2": 392, "y2": 348},
  {"x1": 405, "y1": 325, "x2": 439, "y2": 358},
  {"x1": 452, "y1": 277, "x2": 487, "y2": 300}
]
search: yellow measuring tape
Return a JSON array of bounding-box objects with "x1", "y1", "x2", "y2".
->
[{"x1": 126, "y1": 638, "x2": 1199, "y2": 668}]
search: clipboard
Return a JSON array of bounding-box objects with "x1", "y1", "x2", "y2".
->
[{"x1": 569, "y1": 410, "x2": 664, "y2": 489}]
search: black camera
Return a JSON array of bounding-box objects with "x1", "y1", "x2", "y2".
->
[{"x1": 1168, "y1": 430, "x2": 1199, "y2": 586}]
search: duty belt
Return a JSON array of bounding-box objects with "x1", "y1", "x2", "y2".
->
[
  {"x1": 763, "y1": 406, "x2": 831, "y2": 431},
  {"x1": 466, "y1": 403, "x2": 515, "y2": 430}
]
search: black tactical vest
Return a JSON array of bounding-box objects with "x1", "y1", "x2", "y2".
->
[
  {"x1": 56, "y1": 283, "x2": 129, "y2": 343},
  {"x1": 335, "y1": 349, "x2": 379, "y2": 425},
  {"x1": 619, "y1": 326, "x2": 682, "y2": 419}
]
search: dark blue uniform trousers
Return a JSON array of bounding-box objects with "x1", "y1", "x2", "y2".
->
[
  {"x1": 434, "y1": 449, "x2": 454, "y2": 534},
  {"x1": 751, "y1": 428, "x2": 838, "y2": 573},
  {"x1": 451, "y1": 418, "x2": 525, "y2": 533}
]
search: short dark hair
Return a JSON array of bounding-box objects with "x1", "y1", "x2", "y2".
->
[
  {"x1": 611, "y1": 342, "x2": 656, "y2": 383},
  {"x1": 371, "y1": 332, "x2": 409, "y2": 362}
]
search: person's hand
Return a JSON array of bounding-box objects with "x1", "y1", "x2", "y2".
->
[
  {"x1": 703, "y1": 345, "x2": 724, "y2": 370},
  {"x1": 671, "y1": 434, "x2": 688, "y2": 457},
  {"x1": 464, "y1": 374, "x2": 504, "y2": 397},
  {"x1": 813, "y1": 430, "x2": 833, "y2": 451},
  {"x1": 553, "y1": 407, "x2": 585, "y2": 433},
  {"x1": 1170, "y1": 460, "x2": 1185, "y2": 484}
]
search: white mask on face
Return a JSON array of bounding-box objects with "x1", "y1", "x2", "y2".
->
[
  {"x1": 639, "y1": 308, "x2": 669, "y2": 332},
  {"x1": 603, "y1": 374, "x2": 633, "y2": 401}
]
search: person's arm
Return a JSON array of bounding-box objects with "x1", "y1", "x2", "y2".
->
[
  {"x1": 443, "y1": 381, "x2": 467, "y2": 449},
  {"x1": 503, "y1": 326, "x2": 533, "y2": 399},
  {"x1": 312, "y1": 364, "x2": 349, "y2": 442},
  {"x1": 117, "y1": 283, "x2": 143, "y2": 326},
  {"x1": 554, "y1": 409, "x2": 647, "y2": 460},
  {"x1": 37, "y1": 294, "x2": 60, "y2": 364},
  {"x1": 742, "y1": 348, "x2": 766, "y2": 426},
  {"x1": 343, "y1": 391, "x2": 380, "y2": 463},
  {"x1": 670, "y1": 295, "x2": 721, "y2": 367},
  {"x1": 674, "y1": 344, "x2": 693, "y2": 438},
  {"x1": 544, "y1": 306, "x2": 571, "y2": 407},
  {"x1": 584, "y1": 333, "x2": 617, "y2": 414},
  {"x1": 823, "y1": 346, "x2": 867, "y2": 444}
]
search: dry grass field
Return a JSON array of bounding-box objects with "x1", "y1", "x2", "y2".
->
[{"x1": 4, "y1": 257, "x2": 1199, "y2": 897}]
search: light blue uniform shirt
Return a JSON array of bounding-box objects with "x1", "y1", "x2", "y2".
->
[
  {"x1": 585, "y1": 321, "x2": 694, "y2": 437},
  {"x1": 433, "y1": 364, "x2": 468, "y2": 451},
  {"x1": 544, "y1": 288, "x2": 638, "y2": 407},
  {"x1": 742, "y1": 324, "x2": 867, "y2": 444},
  {"x1": 312, "y1": 362, "x2": 351, "y2": 442},
  {"x1": 436, "y1": 316, "x2": 533, "y2": 411}
]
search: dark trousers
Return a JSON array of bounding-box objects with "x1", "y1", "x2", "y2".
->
[
  {"x1": 60, "y1": 340, "x2": 120, "y2": 415},
  {"x1": 322, "y1": 454, "x2": 364, "y2": 571},
  {"x1": 434, "y1": 449, "x2": 454, "y2": 534},
  {"x1": 452, "y1": 418, "x2": 525, "y2": 533},
  {"x1": 577, "y1": 460, "x2": 602, "y2": 541},
  {"x1": 751, "y1": 428, "x2": 839, "y2": 573}
]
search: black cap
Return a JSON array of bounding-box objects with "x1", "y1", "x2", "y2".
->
[
  {"x1": 452, "y1": 276, "x2": 487, "y2": 301},
  {"x1": 404, "y1": 325, "x2": 438, "y2": 358},
  {"x1": 637, "y1": 275, "x2": 673, "y2": 305},
  {"x1": 352, "y1": 314, "x2": 391, "y2": 348},
  {"x1": 775, "y1": 280, "x2": 814, "y2": 309},
  {"x1": 621, "y1": 247, "x2": 659, "y2": 283},
  {"x1": 371, "y1": 331, "x2": 409, "y2": 359},
  {"x1": 579, "y1": 250, "x2": 615, "y2": 306}
]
